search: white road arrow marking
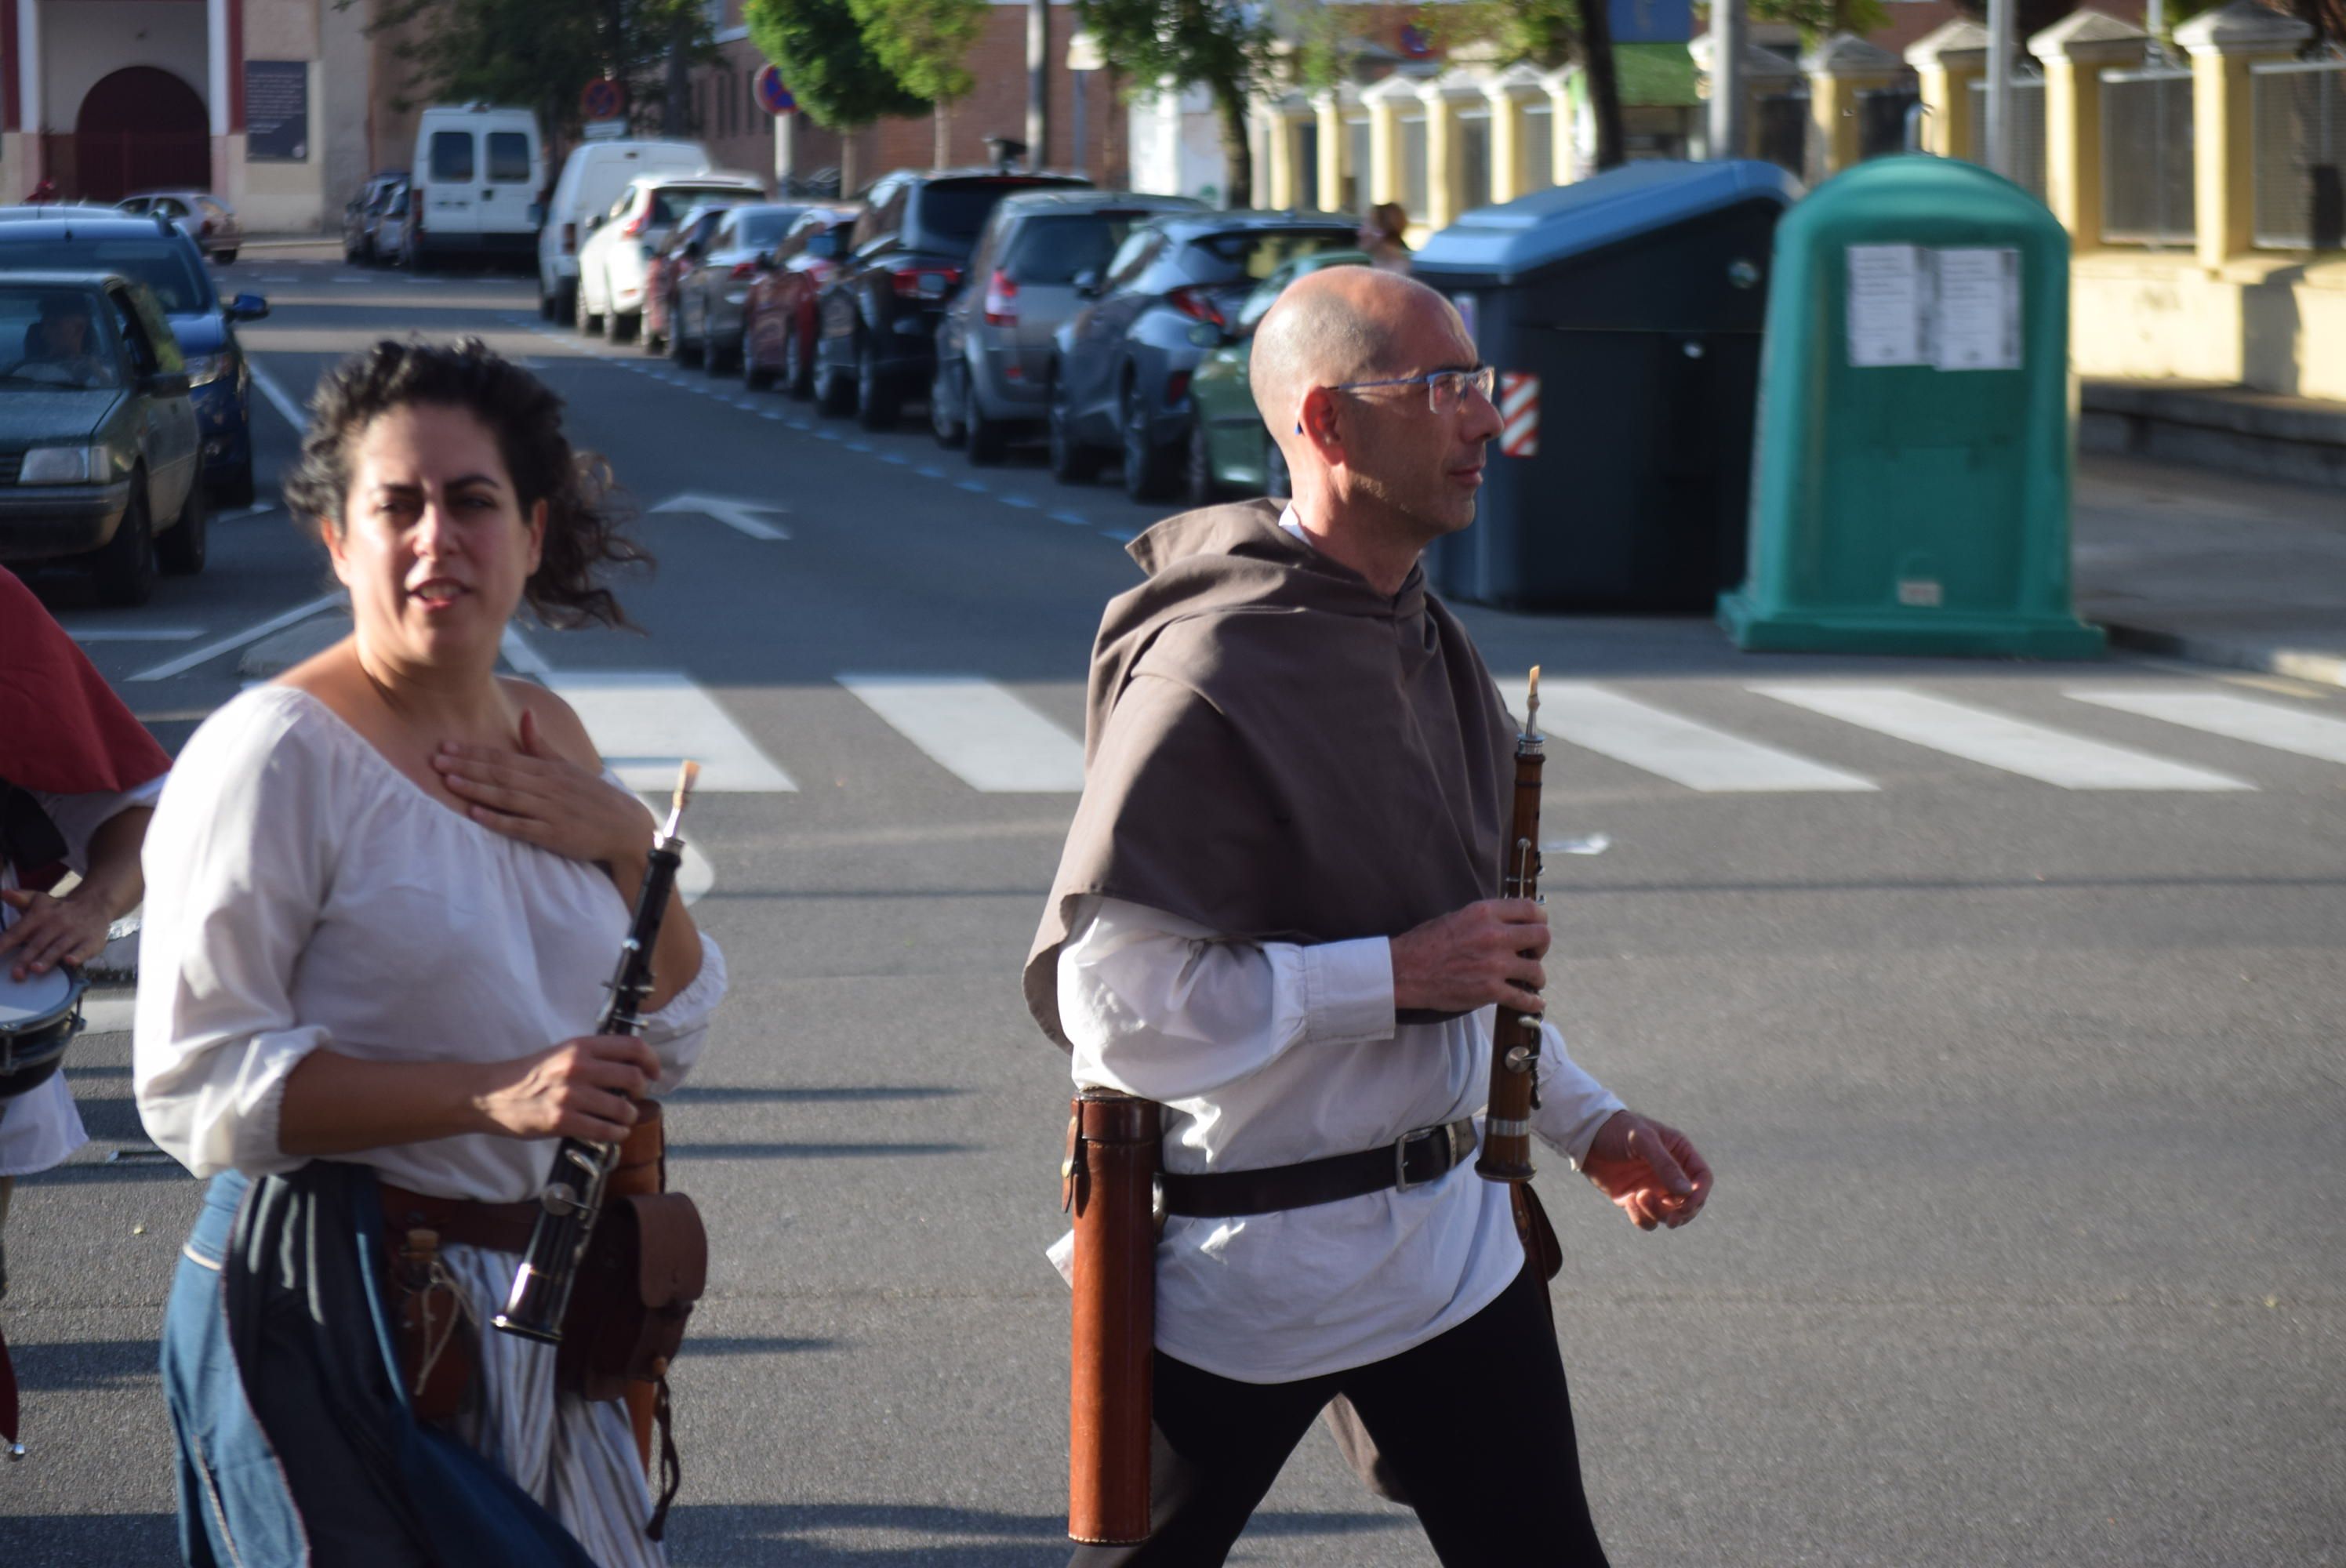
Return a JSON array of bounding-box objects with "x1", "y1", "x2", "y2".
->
[{"x1": 648, "y1": 492, "x2": 790, "y2": 540}]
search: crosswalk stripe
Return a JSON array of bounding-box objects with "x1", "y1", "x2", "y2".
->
[
  {"x1": 1752, "y1": 685, "x2": 2254, "y2": 790},
  {"x1": 838, "y1": 674, "x2": 1085, "y2": 793},
  {"x1": 2066, "y1": 688, "x2": 2346, "y2": 767},
  {"x1": 1504, "y1": 680, "x2": 1876, "y2": 793},
  {"x1": 547, "y1": 670, "x2": 797, "y2": 792}
]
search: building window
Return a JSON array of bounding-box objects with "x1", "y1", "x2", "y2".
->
[
  {"x1": 1344, "y1": 117, "x2": 1371, "y2": 212},
  {"x1": 1401, "y1": 113, "x2": 1429, "y2": 220}
]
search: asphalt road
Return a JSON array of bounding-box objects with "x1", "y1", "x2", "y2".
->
[{"x1": 5, "y1": 255, "x2": 2341, "y2": 1566}]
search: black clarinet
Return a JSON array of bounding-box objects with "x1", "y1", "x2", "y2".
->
[{"x1": 494, "y1": 761, "x2": 698, "y2": 1345}]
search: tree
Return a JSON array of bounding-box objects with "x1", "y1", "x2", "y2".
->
[
  {"x1": 1073, "y1": 0, "x2": 1283, "y2": 207},
  {"x1": 850, "y1": 0, "x2": 991, "y2": 167},
  {"x1": 746, "y1": 0, "x2": 930, "y2": 190},
  {"x1": 1418, "y1": 0, "x2": 1627, "y2": 172},
  {"x1": 367, "y1": 0, "x2": 717, "y2": 146}
]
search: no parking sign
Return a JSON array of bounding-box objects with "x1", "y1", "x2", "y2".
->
[
  {"x1": 756, "y1": 65, "x2": 796, "y2": 116},
  {"x1": 579, "y1": 77, "x2": 625, "y2": 122}
]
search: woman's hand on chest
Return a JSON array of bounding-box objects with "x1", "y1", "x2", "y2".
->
[{"x1": 431, "y1": 706, "x2": 652, "y2": 871}]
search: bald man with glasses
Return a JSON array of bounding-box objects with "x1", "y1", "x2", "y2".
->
[{"x1": 1029, "y1": 267, "x2": 1713, "y2": 1566}]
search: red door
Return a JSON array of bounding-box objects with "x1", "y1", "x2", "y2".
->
[{"x1": 73, "y1": 67, "x2": 209, "y2": 201}]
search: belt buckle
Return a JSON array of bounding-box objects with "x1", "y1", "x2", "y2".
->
[{"x1": 1393, "y1": 1123, "x2": 1444, "y2": 1193}]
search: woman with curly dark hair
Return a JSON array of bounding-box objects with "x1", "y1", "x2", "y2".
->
[{"x1": 136, "y1": 339, "x2": 726, "y2": 1568}]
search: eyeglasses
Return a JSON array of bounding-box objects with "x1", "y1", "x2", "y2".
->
[{"x1": 1326, "y1": 365, "x2": 1498, "y2": 417}]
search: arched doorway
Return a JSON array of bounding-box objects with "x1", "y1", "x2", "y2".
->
[{"x1": 72, "y1": 67, "x2": 209, "y2": 201}]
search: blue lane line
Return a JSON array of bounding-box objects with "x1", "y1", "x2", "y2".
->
[
  {"x1": 1051, "y1": 510, "x2": 1092, "y2": 527},
  {"x1": 815, "y1": 430, "x2": 841, "y2": 441},
  {"x1": 999, "y1": 495, "x2": 1037, "y2": 510},
  {"x1": 844, "y1": 441, "x2": 873, "y2": 452},
  {"x1": 957, "y1": 480, "x2": 990, "y2": 495},
  {"x1": 1101, "y1": 528, "x2": 1138, "y2": 543},
  {"x1": 880, "y1": 452, "x2": 909, "y2": 465},
  {"x1": 915, "y1": 465, "x2": 946, "y2": 479}
]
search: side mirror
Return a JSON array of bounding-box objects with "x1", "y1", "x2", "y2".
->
[
  {"x1": 1072, "y1": 268, "x2": 1102, "y2": 297},
  {"x1": 586, "y1": 215, "x2": 605, "y2": 233},
  {"x1": 227, "y1": 293, "x2": 269, "y2": 321}
]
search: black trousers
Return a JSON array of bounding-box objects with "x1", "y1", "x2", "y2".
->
[{"x1": 1070, "y1": 1263, "x2": 1611, "y2": 1568}]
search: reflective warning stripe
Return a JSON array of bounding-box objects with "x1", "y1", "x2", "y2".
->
[{"x1": 1499, "y1": 371, "x2": 1539, "y2": 457}]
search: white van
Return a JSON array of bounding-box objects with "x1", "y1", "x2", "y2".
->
[
  {"x1": 538, "y1": 139, "x2": 710, "y2": 320},
  {"x1": 409, "y1": 104, "x2": 545, "y2": 272}
]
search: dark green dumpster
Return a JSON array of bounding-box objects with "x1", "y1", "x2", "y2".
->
[
  {"x1": 1718, "y1": 157, "x2": 2104, "y2": 657},
  {"x1": 1411, "y1": 159, "x2": 1799, "y2": 612}
]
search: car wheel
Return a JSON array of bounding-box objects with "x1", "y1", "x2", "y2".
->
[
  {"x1": 159, "y1": 473, "x2": 208, "y2": 575},
  {"x1": 92, "y1": 479, "x2": 157, "y2": 607},
  {"x1": 214, "y1": 452, "x2": 256, "y2": 510},
  {"x1": 966, "y1": 379, "x2": 1008, "y2": 467},
  {"x1": 1266, "y1": 438, "x2": 1292, "y2": 502},
  {"x1": 1121, "y1": 382, "x2": 1177, "y2": 503},
  {"x1": 670, "y1": 302, "x2": 694, "y2": 362},
  {"x1": 743, "y1": 326, "x2": 775, "y2": 390},
  {"x1": 706, "y1": 315, "x2": 737, "y2": 375},
  {"x1": 930, "y1": 361, "x2": 966, "y2": 448},
  {"x1": 1048, "y1": 368, "x2": 1102, "y2": 485},
  {"x1": 816, "y1": 342, "x2": 857, "y2": 417},
  {"x1": 611, "y1": 309, "x2": 639, "y2": 345},
  {"x1": 783, "y1": 323, "x2": 813, "y2": 400},
  {"x1": 576, "y1": 276, "x2": 604, "y2": 336},
  {"x1": 538, "y1": 283, "x2": 555, "y2": 321},
  {"x1": 215, "y1": 249, "x2": 238, "y2": 265},
  {"x1": 1185, "y1": 419, "x2": 1221, "y2": 508},
  {"x1": 855, "y1": 335, "x2": 898, "y2": 430}
]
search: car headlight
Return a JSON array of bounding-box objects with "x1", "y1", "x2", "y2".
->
[
  {"x1": 184, "y1": 352, "x2": 228, "y2": 387},
  {"x1": 19, "y1": 445, "x2": 103, "y2": 484}
]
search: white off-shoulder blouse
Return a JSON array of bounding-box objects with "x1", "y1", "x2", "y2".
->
[{"x1": 134, "y1": 684, "x2": 726, "y2": 1201}]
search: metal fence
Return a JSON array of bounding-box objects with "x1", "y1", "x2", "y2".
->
[
  {"x1": 2251, "y1": 57, "x2": 2345, "y2": 251},
  {"x1": 1966, "y1": 76, "x2": 2050, "y2": 203},
  {"x1": 2101, "y1": 66, "x2": 2197, "y2": 245},
  {"x1": 1857, "y1": 86, "x2": 1921, "y2": 162}
]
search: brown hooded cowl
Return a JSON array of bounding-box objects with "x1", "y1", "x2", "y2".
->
[{"x1": 1025, "y1": 499, "x2": 1517, "y2": 1050}]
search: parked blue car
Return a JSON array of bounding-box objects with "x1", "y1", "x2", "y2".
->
[{"x1": 0, "y1": 209, "x2": 267, "y2": 505}]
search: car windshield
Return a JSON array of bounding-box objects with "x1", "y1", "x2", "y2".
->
[
  {"x1": 914, "y1": 181, "x2": 1073, "y2": 249},
  {"x1": 1002, "y1": 214, "x2": 1154, "y2": 285},
  {"x1": 648, "y1": 187, "x2": 756, "y2": 227},
  {"x1": 737, "y1": 209, "x2": 800, "y2": 250},
  {"x1": 0, "y1": 236, "x2": 212, "y2": 314},
  {"x1": 0, "y1": 285, "x2": 121, "y2": 390},
  {"x1": 1189, "y1": 229, "x2": 1356, "y2": 285}
]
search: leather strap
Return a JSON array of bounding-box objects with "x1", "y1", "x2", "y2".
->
[
  {"x1": 376, "y1": 1182, "x2": 541, "y2": 1254},
  {"x1": 1158, "y1": 1118, "x2": 1478, "y2": 1220}
]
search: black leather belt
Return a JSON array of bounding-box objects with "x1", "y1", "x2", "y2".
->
[{"x1": 1158, "y1": 1118, "x2": 1478, "y2": 1220}]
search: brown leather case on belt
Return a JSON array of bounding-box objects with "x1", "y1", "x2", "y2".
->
[
  {"x1": 1066, "y1": 1087, "x2": 1161, "y2": 1545},
  {"x1": 557, "y1": 1103, "x2": 708, "y2": 1405}
]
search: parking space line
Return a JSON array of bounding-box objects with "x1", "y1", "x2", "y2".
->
[
  {"x1": 245, "y1": 360, "x2": 310, "y2": 434},
  {"x1": 131, "y1": 591, "x2": 345, "y2": 681}
]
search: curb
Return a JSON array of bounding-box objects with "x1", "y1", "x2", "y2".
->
[{"x1": 2101, "y1": 622, "x2": 2346, "y2": 690}]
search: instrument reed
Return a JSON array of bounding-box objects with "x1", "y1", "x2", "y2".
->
[
  {"x1": 495, "y1": 760, "x2": 699, "y2": 1345},
  {"x1": 1475, "y1": 667, "x2": 1545, "y2": 1184}
]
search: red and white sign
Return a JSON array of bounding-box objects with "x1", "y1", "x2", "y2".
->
[{"x1": 1499, "y1": 372, "x2": 1540, "y2": 458}]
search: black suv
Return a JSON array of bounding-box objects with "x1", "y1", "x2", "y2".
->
[{"x1": 813, "y1": 168, "x2": 1090, "y2": 430}]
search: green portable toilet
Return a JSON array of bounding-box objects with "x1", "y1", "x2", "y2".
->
[{"x1": 1718, "y1": 157, "x2": 2104, "y2": 657}]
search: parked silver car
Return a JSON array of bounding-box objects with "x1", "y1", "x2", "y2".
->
[
  {"x1": 929, "y1": 189, "x2": 1201, "y2": 463},
  {"x1": 117, "y1": 191, "x2": 242, "y2": 263},
  {"x1": 670, "y1": 202, "x2": 811, "y2": 373}
]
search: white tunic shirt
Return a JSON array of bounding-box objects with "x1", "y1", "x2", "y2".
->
[
  {"x1": 0, "y1": 775, "x2": 165, "y2": 1176},
  {"x1": 134, "y1": 685, "x2": 726, "y2": 1200},
  {"x1": 1056, "y1": 898, "x2": 1623, "y2": 1384}
]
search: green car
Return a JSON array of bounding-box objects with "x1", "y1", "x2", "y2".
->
[
  {"x1": 1182, "y1": 249, "x2": 1371, "y2": 506},
  {"x1": 0, "y1": 272, "x2": 204, "y2": 605}
]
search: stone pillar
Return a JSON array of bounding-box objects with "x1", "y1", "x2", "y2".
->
[
  {"x1": 1482, "y1": 64, "x2": 1548, "y2": 204},
  {"x1": 1802, "y1": 32, "x2": 1905, "y2": 179},
  {"x1": 1417, "y1": 71, "x2": 1485, "y2": 230},
  {"x1": 1905, "y1": 19, "x2": 1988, "y2": 161},
  {"x1": 2176, "y1": 0, "x2": 2312, "y2": 267},
  {"x1": 2028, "y1": 10, "x2": 2148, "y2": 252},
  {"x1": 1364, "y1": 73, "x2": 1416, "y2": 208},
  {"x1": 1312, "y1": 89, "x2": 1344, "y2": 212},
  {"x1": 1539, "y1": 66, "x2": 1576, "y2": 184}
]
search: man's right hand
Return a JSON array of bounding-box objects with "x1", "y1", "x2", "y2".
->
[{"x1": 1390, "y1": 898, "x2": 1549, "y2": 1015}]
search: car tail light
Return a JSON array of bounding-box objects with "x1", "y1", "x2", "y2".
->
[
  {"x1": 622, "y1": 210, "x2": 648, "y2": 238},
  {"x1": 983, "y1": 270, "x2": 1018, "y2": 327},
  {"x1": 1165, "y1": 370, "x2": 1192, "y2": 406},
  {"x1": 561, "y1": 222, "x2": 576, "y2": 253},
  {"x1": 1165, "y1": 286, "x2": 1226, "y2": 328},
  {"x1": 199, "y1": 218, "x2": 214, "y2": 237},
  {"x1": 730, "y1": 260, "x2": 757, "y2": 281},
  {"x1": 892, "y1": 266, "x2": 961, "y2": 299}
]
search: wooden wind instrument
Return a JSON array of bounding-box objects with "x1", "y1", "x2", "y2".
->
[{"x1": 1476, "y1": 666, "x2": 1546, "y2": 1184}]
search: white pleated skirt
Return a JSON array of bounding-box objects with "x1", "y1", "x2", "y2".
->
[{"x1": 439, "y1": 1243, "x2": 666, "y2": 1568}]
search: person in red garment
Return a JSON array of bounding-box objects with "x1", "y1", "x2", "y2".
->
[{"x1": 0, "y1": 565, "x2": 172, "y2": 1449}]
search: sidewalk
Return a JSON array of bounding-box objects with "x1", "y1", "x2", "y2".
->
[{"x1": 2072, "y1": 450, "x2": 2346, "y2": 688}]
